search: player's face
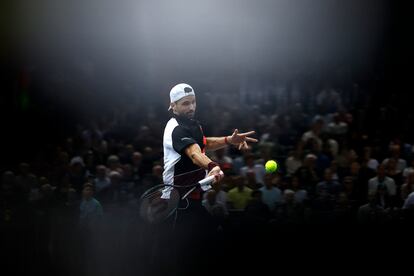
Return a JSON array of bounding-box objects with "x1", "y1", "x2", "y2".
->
[{"x1": 173, "y1": 95, "x2": 196, "y2": 119}]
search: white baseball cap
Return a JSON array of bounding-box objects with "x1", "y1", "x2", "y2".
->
[{"x1": 168, "y1": 83, "x2": 195, "y2": 110}]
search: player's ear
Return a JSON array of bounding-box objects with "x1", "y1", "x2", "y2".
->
[{"x1": 170, "y1": 102, "x2": 176, "y2": 112}]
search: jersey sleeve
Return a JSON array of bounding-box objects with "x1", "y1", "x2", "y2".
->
[{"x1": 172, "y1": 125, "x2": 197, "y2": 154}]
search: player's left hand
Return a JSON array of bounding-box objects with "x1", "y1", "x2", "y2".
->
[{"x1": 228, "y1": 129, "x2": 258, "y2": 150}]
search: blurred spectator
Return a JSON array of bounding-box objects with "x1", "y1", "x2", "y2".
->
[
  {"x1": 382, "y1": 144, "x2": 407, "y2": 173},
  {"x1": 240, "y1": 153, "x2": 265, "y2": 186},
  {"x1": 244, "y1": 190, "x2": 271, "y2": 226},
  {"x1": 131, "y1": 151, "x2": 144, "y2": 179},
  {"x1": 211, "y1": 147, "x2": 233, "y2": 168},
  {"x1": 79, "y1": 183, "x2": 103, "y2": 229},
  {"x1": 290, "y1": 176, "x2": 308, "y2": 204},
  {"x1": 203, "y1": 181, "x2": 228, "y2": 209},
  {"x1": 301, "y1": 116, "x2": 324, "y2": 149},
  {"x1": 202, "y1": 189, "x2": 229, "y2": 219},
  {"x1": 368, "y1": 165, "x2": 397, "y2": 197},
  {"x1": 259, "y1": 174, "x2": 283, "y2": 211},
  {"x1": 15, "y1": 163, "x2": 38, "y2": 197},
  {"x1": 385, "y1": 158, "x2": 403, "y2": 187},
  {"x1": 275, "y1": 189, "x2": 305, "y2": 225},
  {"x1": 107, "y1": 155, "x2": 121, "y2": 172},
  {"x1": 401, "y1": 171, "x2": 414, "y2": 201},
  {"x1": 227, "y1": 176, "x2": 252, "y2": 210},
  {"x1": 357, "y1": 191, "x2": 388, "y2": 224},
  {"x1": 294, "y1": 154, "x2": 319, "y2": 196},
  {"x1": 363, "y1": 146, "x2": 379, "y2": 171},
  {"x1": 402, "y1": 191, "x2": 414, "y2": 210},
  {"x1": 402, "y1": 159, "x2": 414, "y2": 180},
  {"x1": 316, "y1": 169, "x2": 341, "y2": 199},
  {"x1": 68, "y1": 156, "x2": 88, "y2": 193},
  {"x1": 327, "y1": 113, "x2": 348, "y2": 137},
  {"x1": 94, "y1": 165, "x2": 110, "y2": 193},
  {"x1": 285, "y1": 149, "x2": 303, "y2": 177}
]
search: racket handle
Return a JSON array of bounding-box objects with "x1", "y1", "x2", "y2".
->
[{"x1": 198, "y1": 175, "x2": 215, "y2": 186}]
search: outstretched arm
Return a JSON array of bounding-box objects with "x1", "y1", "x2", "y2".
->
[{"x1": 205, "y1": 129, "x2": 258, "y2": 151}]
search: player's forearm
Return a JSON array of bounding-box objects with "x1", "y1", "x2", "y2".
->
[
  {"x1": 206, "y1": 137, "x2": 230, "y2": 151},
  {"x1": 185, "y1": 143, "x2": 218, "y2": 170},
  {"x1": 189, "y1": 151, "x2": 214, "y2": 169}
]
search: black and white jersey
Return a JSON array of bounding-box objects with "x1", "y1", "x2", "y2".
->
[{"x1": 163, "y1": 114, "x2": 207, "y2": 189}]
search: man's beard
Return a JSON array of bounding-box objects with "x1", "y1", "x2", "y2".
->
[{"x1": 185, "y1": 111, "x2": 195, "y2": 119}]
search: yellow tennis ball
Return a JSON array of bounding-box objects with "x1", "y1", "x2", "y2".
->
[{"x1": 265, "y1": 160, "x2": 278, "y2": 173}]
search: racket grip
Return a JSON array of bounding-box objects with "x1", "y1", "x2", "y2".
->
[{"x1": 198, "y1": 175, "x2": 215, "y2": 186}]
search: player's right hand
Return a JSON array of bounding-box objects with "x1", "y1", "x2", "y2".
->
[{"x1": 207, "y1": 166, "x2": 224, "y2": 184}]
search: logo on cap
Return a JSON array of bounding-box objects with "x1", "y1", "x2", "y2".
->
[{"x1": 184, "y1": 87, "x2": 193, "y2": 93}]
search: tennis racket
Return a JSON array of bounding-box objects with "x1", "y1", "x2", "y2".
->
[{"x1": 139, "y1": 172, "x2": 222, "y2": 224}]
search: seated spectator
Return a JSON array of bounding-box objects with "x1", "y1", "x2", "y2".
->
[
  {"x1": 357, "y1": 191, "x2": 388, "y2": 224},
  {"x1": 294, "y1": 153, "x2": 319, "y2": 196},
  {"x1": 202, "y1": 189, "x2": 228, "y2": 219},
  {"x1": 316, "y1": 168, "x2": 341, "y2": 199},
  {"x1": 93, "y1": 165, "x2": 110, "y2": 193},
  {"x1": 203, "y1": 181, "x2": 228, "y2": 208},
  {"x1": 382, "y1": 144, "x2": 407, "y2": 173},
  {"x1": 259, "y1": 173, "x2": 283, "y2": 211},
  {"x1": 368, "y1": 165, "x2": 397, "y2": 197},
  {"x1": 79, "y1": 183, "x2": 103, "y2": 230},
  {"x1": 402, "y1": 159, "x2": 414, "y2": 180},
  {"x1": 401, "y1": 171, "x2": 414, "y2": 201},
  {"x1": 68, "y1": 156, "x2": 88, "y2": 193},
  {"x1": 240, "y1": 153, "x2": 265, "y2": 186},
  {"x1": 385, "y1": 158, "x2": 403, "y2": 187},
  {"x1": 290, "y1": 176, "x2": 308, "y2": 204},
  {"x1": 227, "y1": 176, "x2": 252, "y2": 210},
  {"x1": 244, "y1": 190, "x2": 271, "y2": 225},
  {"x1": 363, "y1": 146, "x2": 379, "y2": 171},
  {"x1": 15, "y1": 162, "x2": 37, "y2": 196},
  {"x1": 327, "y1": 113, "x2": 348, "y2": 137},
  {"x1": 285, "y1": 149, "x2": 303, "y2": 177},
  {"x1": 274, "y1": 189, "x2": 305, "y2": 225}
]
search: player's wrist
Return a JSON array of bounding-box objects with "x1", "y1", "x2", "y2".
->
[
  {"x1": 224, "y1": 136, "x2": 232, "y2": 145},
  {"x1": 208, "y1": 161, "x2": 219, "y2": 172}
]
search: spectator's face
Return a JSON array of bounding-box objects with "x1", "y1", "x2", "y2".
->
[
  {"x1": 344, "y1": 179, "x2": 353, "y2": 190},
  {"x1": 82, "y1": 187, "x2": 93, "y2": 199},
  {"x1": 96, "y1": 166, "x2": 106, "y2": 178},
  {"x1": 152, "y1": 165, "x2": 163, "y2": 177},
  {"x1": 377, "y1": 165, "x2": 386, "y2": 178},
  {"x1": 172, "y1": 95, "x2": 196, "y2": 119},
  {"x1": 350, "y1": 162, "x2": 361, "y2": 175},
  {"x1": 391, "y1": 146, "x2": 401, "y2": 158},
  {"x1": 324, "y1": 169, "x2": 333, "y2": 182},
  {"x1": 264, "y1": 174, "x2": 273, "y2": 188},
  {"x1": 387, "y1": 159, "x2": 397, "y2": 171},
  {"x1": 132, "y1": 152, "x2": 142, "y2": 165}
]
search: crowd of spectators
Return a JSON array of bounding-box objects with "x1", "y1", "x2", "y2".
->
[{"x1": 2, "y1": 77, "x2": 414, "y2": 275}]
